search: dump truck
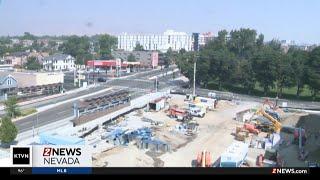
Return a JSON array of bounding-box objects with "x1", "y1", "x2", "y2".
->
[{"x1": 167, "y1": 106, "x2": 192, "y2": 121}]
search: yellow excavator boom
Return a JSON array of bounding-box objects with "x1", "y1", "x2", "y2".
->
[{"x1": 256, "y1": 108, "x2": 282, "y2": 133}]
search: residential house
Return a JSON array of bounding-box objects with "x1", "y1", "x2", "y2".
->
[
  {"x1": 28, "y1": 51, "x2": 50, "y2": 64},
  {"x1": 0, "y1": 74, "x2": 18, "y2": 101},
  {"x1": 43, "y1": 53, "x2": 75, "y2": 71},
  {"x1": 4, "y1": 52, "x2": 30, "y2": 67},
  {"x1": 22, "y1": 39, "x2": 34, "y2": 47}
]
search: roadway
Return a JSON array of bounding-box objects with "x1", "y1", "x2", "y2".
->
[
  {"x1": 15, "y1": 88, "x2": 122, "y2": 133},
  {"x1": 13, "y1": 67, "x2": 178, "y2": 133}
]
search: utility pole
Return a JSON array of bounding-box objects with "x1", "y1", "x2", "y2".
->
[
  {"x1": 156, "y1": 77, "x2": 158, "y2": 93},
  {"x1": 36, "y1": 111, "x2": 39, "y2": 135},
  {"x1": 193, "y1": 61, "x2": 196, "y2": 96},
  {"x1": 73, "y1": 69, "x2": 76, "y2": 87}
]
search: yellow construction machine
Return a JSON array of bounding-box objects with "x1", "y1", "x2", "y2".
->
[{"x1": 255, "y1": 108, "x2": 282, "y2": 133}]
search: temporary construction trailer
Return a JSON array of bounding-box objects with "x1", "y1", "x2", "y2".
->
[
  {"x1": 148, "y1": 97, "x2": 165, "y2": 111},
  {"x1": 220, "y1": 141, "x2": 249, "y2": 167},
  {"x1": 39, "y1": 133, "x2": 85, "y2": 145}
]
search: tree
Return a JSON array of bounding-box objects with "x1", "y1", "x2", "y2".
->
[
  {"x1": 256, "y1": 34, "x2": 264, "y2": 49},
  {"x1": 134, "y1": 43, "x2": 144, "y2": 51},
  {"x1": 252, "y1": 46, "x2": 277, "y2": 95},
  {"x1": 4, "y1": 97, "x2": 21, "y2": 118},
  {"x1": 274, "y1": 54, "x2": 294, "y2": 98},
  {"x1": 127, "y1": 53, "x2": 136, "y2": 62},
  {"x1": 60, "y1": 35, "x2": 92, "y2": 65},
  {"x1": 21, "y1": 32, "x2": 36, "y2": 40},
  {"x1": 288, "y1": 48, "x2": 309, "y2": 98},
  {"x1": 307, "y1": 47, "x2": 320, "y2": 100},
  {"x1": 0, "y1": 116, "x2": 18, "y2": 144},
  {"x1": 163, "y1": 47, "x2": 176, "y2": 67},
  {"x1": 238, "y1": 59, "x2": 255, "y2": 94},
  {"x1": 228, "y1": 28, "x2": 257, "y2": 59},
  {"x1": 98, "y1": 34, "x2": 117, "y2": 59},
  {"x1": 24, "y1": 56, "x2": 42, "y2": 70},
  {"x1": 48, "y1": 40, "x2": 57, "y2": 48}
]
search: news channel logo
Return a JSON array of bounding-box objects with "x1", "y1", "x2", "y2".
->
[
  {"x1": 10, "y1": 146, "x2": 33, "y2": 167},
  {"x1": 10, "y1": 145, "x2": 91, "y2": 167},
  {"x1": 32, "y1": 145, "x2": 92, "y2": 167}
]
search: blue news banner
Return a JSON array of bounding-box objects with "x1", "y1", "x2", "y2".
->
[{"x1": 32, "y1": 167, "x2": 92, "y2": 174}]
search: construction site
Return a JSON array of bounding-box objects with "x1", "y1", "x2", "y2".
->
[
  {"x1": 4, "y1": 72, "x2": 319, "y2": 168},
  {"x1": 76, "y1": 91, "x2": 320, "y2": 168}
]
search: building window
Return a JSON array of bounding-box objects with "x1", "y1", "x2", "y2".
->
[{"x1": 7, "y1": 79, "x2": 12, "y2": 85}]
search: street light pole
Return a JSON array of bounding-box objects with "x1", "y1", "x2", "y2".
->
[
  {"x1": 193, "y1": 61, "x2": 196, "y2": 96},
  {"x1": 156, "y1": 77, "x2": 158, "y2": 93}
]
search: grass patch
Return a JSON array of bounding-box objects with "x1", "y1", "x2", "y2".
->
[
  {"x1": 20, "y1": 108, "x2": 37, "y2": 116},
  {"x1": 207, "y1": 81, "x2": 320, "y2": 102}
]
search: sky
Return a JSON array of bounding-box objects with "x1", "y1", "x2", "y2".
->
[{"x1": 0, "y1": 0, "x2": 319, "y2": 44}]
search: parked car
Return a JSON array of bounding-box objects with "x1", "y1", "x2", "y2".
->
[{"x1": 98, "y1": 77, "x2": 107, "y2": 82}]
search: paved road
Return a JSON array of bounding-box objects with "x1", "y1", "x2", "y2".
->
[
  {"x1": 14, "y1": 67, "x2": 178, "y2": 133},
  {"x1": 15, "y1": 88, "x2": 122, "y2": 133},
  {"x1": 170, "y1": 86, "x2": 320, "y2": 110}
]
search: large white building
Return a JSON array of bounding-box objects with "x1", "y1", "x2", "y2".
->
[
  {"x1": 117, "y1": 30, "x2": 194, "y2": 52},
  {"x1": 43, "y1": 53, "x2": 75, "y2": 71}
]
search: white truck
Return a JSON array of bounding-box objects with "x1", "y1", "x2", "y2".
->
[{"x1": 188, "y1": 105, "x2": 206, "y2": 118}]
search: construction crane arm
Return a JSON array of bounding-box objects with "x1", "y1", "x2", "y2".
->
[{"x1": 256, "y1": 108, "x2": 282, "y2": 133}]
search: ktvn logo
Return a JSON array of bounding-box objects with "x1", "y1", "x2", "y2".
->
[{"x1": 11, "y1": 147, "x2": 31, "y2": 165}]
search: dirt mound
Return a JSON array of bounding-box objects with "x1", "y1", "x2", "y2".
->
[{"x1": 296, "y1": 114, "x2": 320, "y2": 134}]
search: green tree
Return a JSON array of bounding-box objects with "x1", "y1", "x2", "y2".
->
[
  {"x1": 127, "y1": 53, "x2": 136, "y2": 62},
  {"x1": 238, "y1": 59, "x2": 255, "y2": 94},
  {"x1": 48, "y1": 40, "x2": 57, "y2": 48},
  {"x1": 60, "y1": 35, "x2": 92, "y2": 65},
  {"x1": 252, "y1": 46, "x2": 277, "y2": 95},
  {"x1": 228, "y1": 28, "x2": 257, "y2": 58},
  {"x1": 4, "y1": 97, "x2": 21, "y2": 118},
  {"x1": 24, "y1": 56, "x2": 42, "y2": 70},
  {"x1": 166, "y1": 47, "x2": 175, "y2": 65},
  {"x1": 274, "y1": 54, "x2": 294, "y2": 98},
  {"x1": 98, "y1": 34, "x2": 117, "y2": 59},
  {"x1": 288, "y1": 48, "x2": 309, "y2": 98},
  {"x1": 21, "y1": 32, "x2": 36, "y2": 40},
  {"x1": 210, "y1": 48, "x2": 237, "y2": 90},
  {"x1": 0, "y1": 116, "x2": 18, "y2": 144},
  {"x1": 307, "y1": 47, "x2": 320, "y2": 100},
  {"x1": 134, "y1": 43, "x2": 144, "y2": 51}
]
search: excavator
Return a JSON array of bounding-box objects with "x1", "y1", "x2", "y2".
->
[{"x1": 255, "y1": 108, "x2": 282, "y2": 134}]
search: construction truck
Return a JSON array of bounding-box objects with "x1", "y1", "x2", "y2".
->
[
  {"x1": 195, "y1": 150, "x2": 212, "y2": 167},
  {"x1": 255, "y1": 108, "x2": 282, "y2": 133},
  {"x1": 189, "y1": 106, "x2": 206, "y2": 118},
  {"x1": 167, "y1": 106, "x2": 192, "y2": 122}
]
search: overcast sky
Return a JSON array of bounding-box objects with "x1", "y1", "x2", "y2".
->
[{"x1": 0, "y1": 0, "x2": 319, "y2": 44}]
